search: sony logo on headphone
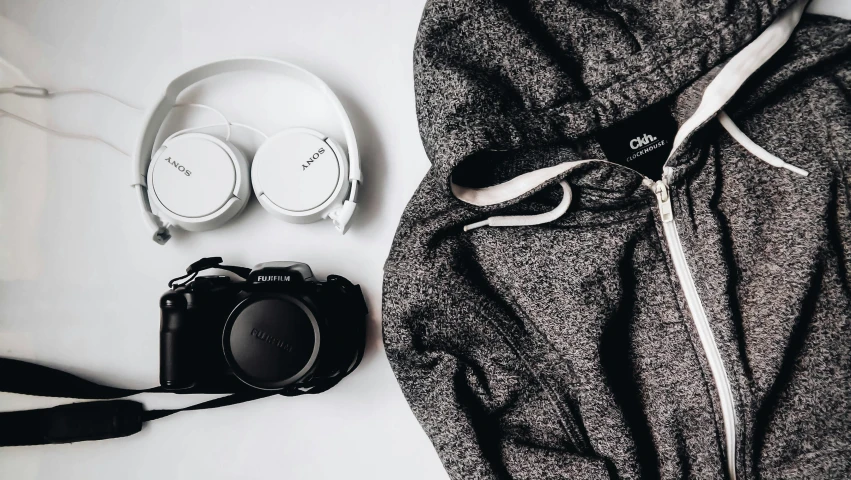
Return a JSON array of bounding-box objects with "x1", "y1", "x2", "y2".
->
[
  {"x1": 302, "y1": 148, "x2": 326, "y2": 171},
  {"x1": 166, "y1": 157, "x2": 192, "y2": 176}
]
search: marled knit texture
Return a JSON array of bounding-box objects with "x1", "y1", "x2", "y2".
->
[{"x1": 383, "y1": 1, "x2": 851, "y2": 478}]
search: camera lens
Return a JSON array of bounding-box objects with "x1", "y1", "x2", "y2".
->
[{"x1": 222, "y1": 295, "x2": 320, "y2": 390}]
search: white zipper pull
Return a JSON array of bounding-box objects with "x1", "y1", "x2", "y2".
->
[{"x1": 653, "y1": 180, "x2": 674, "y2": 223}]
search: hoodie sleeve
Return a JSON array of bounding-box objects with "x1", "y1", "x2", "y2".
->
[{"x1": 382, "y1": 233, "x2": 613, "y2": 480}]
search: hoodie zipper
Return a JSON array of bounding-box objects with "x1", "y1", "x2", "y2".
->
[{"x1": 649, "y1": 177, "x2": 738, "y2": 480}]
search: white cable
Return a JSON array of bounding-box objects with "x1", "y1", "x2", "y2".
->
[
  {"x1": 161, "y1": 124, "x2": 230, "y2": 145},
  {"x1": 0, "y1": 107, "x2": 129, "y2": 157},
  {"x1": 164, "y1": 104, "x2": 268, "y2": 143},
  {"x1": 47, "y1": 88, "x2": 143, "y2": 112},
  {"x1": 718, "y1": 111, "x2": 809, "y2": 177},
  {"x1": 0, "y1": 86, "x2": 48, "y2": 96},
  {"x1": 0, "y1": 93, "x2": 266, "y2": 156},
  {"x1": 173, "y1": 103, "x2": 232, "y2": 140},
  {"x1": 0, "y1": 85, "x2": 143, "y2": 112},
  {"x1": 161, "y1": 122, "x2": 268, "y2": 145},
  {"x1": 230, "y1": 122, "x2": 269, "y2": 139},
  {"x1": 1, "y1": 79, "x2": 265, "y2": 154},
  {"x1": 0, "y1": 57, "x2": 35, "y2": 84}
]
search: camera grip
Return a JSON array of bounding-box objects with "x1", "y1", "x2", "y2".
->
[{"x1": 159, "y1": 292, "x2": 196, "y2": 390}]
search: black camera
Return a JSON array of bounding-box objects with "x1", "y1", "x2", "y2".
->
[{"x1": 160, "y1": 258, "x2": 367, "y2": 393}]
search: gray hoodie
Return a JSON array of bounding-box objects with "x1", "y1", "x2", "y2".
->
[{"x1": 383, "y1": 0, "x2": 851, "y2": 478}]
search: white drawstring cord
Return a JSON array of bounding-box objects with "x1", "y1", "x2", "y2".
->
[
  {"x1": 464, "y1": 180, "x2": 572, "y2": 231},
  {"x1": 718, "y1": 111, "x2": 808, "y2": 177},
  {"x1": 459, "y1": 109, "x2": 810, "y2": 233},
  {"x1": 459, "y1": 108, "x2": 810, "y2": 233}
]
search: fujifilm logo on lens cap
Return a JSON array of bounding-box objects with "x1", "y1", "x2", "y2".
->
[
  {"x1": 223, "y1": 296, "x2": 321, "y2": 389},
  {"x1": 250, "y1": 327, "x2": 294, "y2": 352}
]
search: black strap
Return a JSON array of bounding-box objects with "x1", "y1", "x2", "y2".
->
[
  {"x1": 0, "y1": 258, "x2": 363, "y2": 447},
  {"x1": 0, "y1": 355, "x2": 357, "y2": 447},
  {"x1": 0, "y1": 358, "x2": 160, "y2": 398},
  {"x1": 0, "y1": 358, "x2": 270, "y2": 447},
  {"x1": 0, "y1": 400, "x2": 146, "y2": 447},
  {"x1": 168, "y1": 257, "x2": 252, "y2": 288},
  {"x1": 142, "y1": 391, "x2": 274, "y2": 422},
  {"x1": 186, "y1": 257, "x2": 251, "y2": 279}
]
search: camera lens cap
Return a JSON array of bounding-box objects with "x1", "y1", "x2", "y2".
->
[{"x1": 223, "y1": 295, "x2": 320, "y2": 390}]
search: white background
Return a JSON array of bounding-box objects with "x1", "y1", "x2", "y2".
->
[
  {"x1": 0, "y1": 0, "x2": 446, "y2": 479},
  {"x1": 2, "y1": 1, "x2": 848, "y2": 479}
]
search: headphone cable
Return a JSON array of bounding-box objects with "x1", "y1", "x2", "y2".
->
[
  {"x1": 0, "y1": 107, "x2": 130, "y2": 157},
  {"x1": 0, "y1": 85, "x2": 143, "y2": 112},
  {"x1": 0, "y1": 94, "x2": 267, "y2": 157}
]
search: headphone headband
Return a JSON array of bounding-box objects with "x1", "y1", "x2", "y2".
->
[
  {"x1": 133, "y1": 57, "x2": 360, "y2": 185},
  {"x1": 132, "y1": 58, "x2": 361, "y2": 243}
]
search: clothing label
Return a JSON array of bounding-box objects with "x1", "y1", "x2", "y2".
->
[{"x1": 596, "y1": 102, "x2": 677, "y2": 180}]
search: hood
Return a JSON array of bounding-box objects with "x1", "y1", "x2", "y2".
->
[
  {"x1": 387, "y1": 2, "x2": 851, "y2": 478},
  {"x1": 414, "y1": 0, "x2": 802, "y2": 186}
]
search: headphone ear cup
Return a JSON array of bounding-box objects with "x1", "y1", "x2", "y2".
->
[
  {"x1": 251, "y1": 128, "x2": 350, "y2": 224},
  {"x1": 146, "y1": 133, "x2": 251, "y2": 232}
]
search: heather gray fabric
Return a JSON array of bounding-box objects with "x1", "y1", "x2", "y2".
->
[{"x1": 383, "y1": 1, "x2": 851, "y2": 478}]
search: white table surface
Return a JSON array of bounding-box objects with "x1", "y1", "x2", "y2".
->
[
  {"x1": 0, "y1": 1, "x2": 447, "y2": 479},
  {"x1": 3, "y1": 1, "x2": 849, "y2": 479}
]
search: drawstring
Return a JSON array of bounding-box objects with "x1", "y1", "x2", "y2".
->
[
  {"x1": 459, "y1": 0, "x2": 808, "y2": 237},
  {"x1": 459, "y1": 110, "x2": 810, "y2": 232},
  {"x1": 453, "y1": 160, "x2": 588, "y2": 232},
  {"x1": 718, "y1": 111, "x2": 809, "y2": 177},
  {"x1": 464, "y1": 180, "x2": 572, "y2": 231}
]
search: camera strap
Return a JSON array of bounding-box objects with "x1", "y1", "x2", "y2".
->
[
  {"x1": 0, "y1": 351, "x2": 362, "y2": 447},
  {"x1": 0, "y1": 357, "x2": 276, "y2": 447},
  {"x1": 168, "y1": 257, "x2": 252, "y2": 288},
  {"x1": 0, "y1": 257, "x2": 366, "y2": 448}
]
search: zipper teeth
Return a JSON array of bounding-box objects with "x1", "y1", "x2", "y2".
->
[{"x1": 652, "y1": 180, "x2": 737, "y2": 480}]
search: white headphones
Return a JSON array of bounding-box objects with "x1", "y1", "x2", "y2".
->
[{"x1": 132, "y1": 58, "x2": 361, "y2": 245}]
